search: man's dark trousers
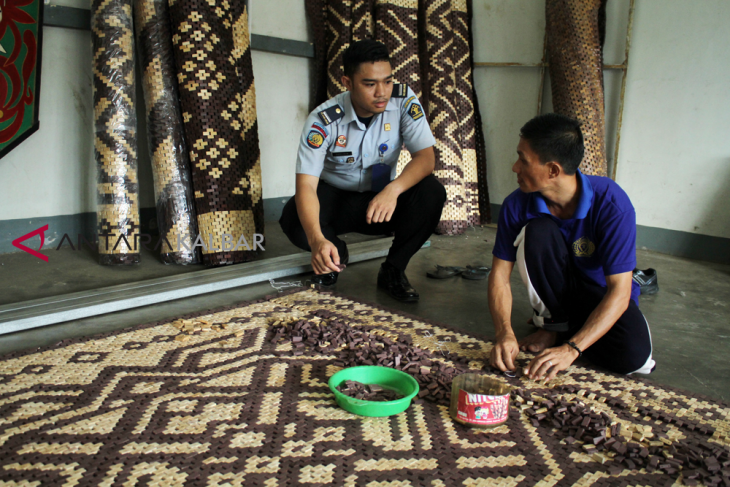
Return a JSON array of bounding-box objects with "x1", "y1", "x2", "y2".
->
[
  {"x1": 520, "y1": 217, "x2": 655, "y2": 375},
  {"x1": 279, "y1": 175, "x2": 446, "y2": 271}
]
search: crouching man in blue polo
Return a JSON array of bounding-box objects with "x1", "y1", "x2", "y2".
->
[{"x1": 489, "y1": 113, "x2": 656, "y2": 380}]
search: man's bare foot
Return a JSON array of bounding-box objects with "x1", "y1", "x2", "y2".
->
[{"x1": 519, "y1": 330, "x2": 558, "y2": 354}]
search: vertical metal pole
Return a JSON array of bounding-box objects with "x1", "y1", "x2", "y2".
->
[
  {"x1": 536, "y1": 31, "x2": 549, "y2": 115},
  {"x1": 610, "y1": 0, "x2": 635, "y2": 181}
]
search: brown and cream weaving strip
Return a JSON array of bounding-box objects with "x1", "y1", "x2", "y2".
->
[
  {"x1": 134, "y1": 0, "x2": 199, "y2": 264},
  {"x1": 375, "y1": 0, "x2": 421, "y2": 177},
  {"x1": 451, "y1": 0, "x2": 482, "y2": 227},
  {"x1": 352, "y1": 0, "x2": 376, "y2": 41},
  {"x1": 546, "y1": 0, "x2": 609, "y2": 177},
  {"x1": 92, "y1": 0, "x2": 140, "y2": 265},
  {"x1": 424, "y1": 0, "x2": 468, "y2": 235},
  {"x1": 326, "y1": 0, "x2": 352, "y2": 99},
  {"x1": 168, "y1": 0, "x2": 264, "y2": 266}
]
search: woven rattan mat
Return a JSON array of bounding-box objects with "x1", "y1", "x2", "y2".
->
[{"x1": 1, "y1": 289, "x2": 728, "y2": 486}]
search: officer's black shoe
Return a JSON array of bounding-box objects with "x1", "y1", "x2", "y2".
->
[
  {"x1": 309, "y1": 245, "x2": 349, "y2": 287},
  {"x1": 377, "y1": 262, "x2": 419, "y2": 302},
  {"x1": 310, "y1": 271, "x2": 339, "y2": 286}
]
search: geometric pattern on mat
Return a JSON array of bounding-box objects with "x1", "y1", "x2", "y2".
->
[{"x1": 1, "y1": 289, "x2": 728, "y2": 486}]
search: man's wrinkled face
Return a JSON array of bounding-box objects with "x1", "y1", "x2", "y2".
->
[
  {"x1": 343, "y1": 61, "x2": 393, "y2": 118},
  {"x1": 512, "y1": 137, "x2": 551, "y2": 193}
]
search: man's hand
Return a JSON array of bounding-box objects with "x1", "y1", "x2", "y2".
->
[
  {"x1": 310, "y1": 238, "x2": 343, "y2": 275},
  {"x1": 490, "y1": 332, "x2": 520, "y2": 372},
  {"x1": 525, "y1": 344, "x2": 579, "y2": 382},
  {"x1": 366, "y1": 186, "x2": 399, "y2": 224}
]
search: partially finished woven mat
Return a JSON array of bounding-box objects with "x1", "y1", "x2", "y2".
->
[{"x1": 1, "y1": 289, "x2": 728, "y2": 486}]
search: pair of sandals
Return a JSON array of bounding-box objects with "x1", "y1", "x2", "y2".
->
[{"x1": 427, "y1": 265, "x2": 491, "y2": 280}]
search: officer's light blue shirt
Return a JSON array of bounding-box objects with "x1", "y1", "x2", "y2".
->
[{"x1": 295, "y1": 85, "x2": 436, "y2": 192}]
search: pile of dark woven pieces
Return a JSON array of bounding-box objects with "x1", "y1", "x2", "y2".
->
[
  {"x1": 336, "y1": 380, "x2": 403, "y2": 402},
  {"x1": 270, "y1": 307, "x2": 730, "y2": 486},
  {"x1": 514, "y1": 387, "x2": 730, "y2": 486},
  {"x1": 270, "y1": 309, "x2": 471, "y2": 404}
]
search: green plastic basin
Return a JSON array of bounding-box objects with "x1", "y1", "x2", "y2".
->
[{"x1": 328, "y1": 366, "x2": 420, "y2": 417}]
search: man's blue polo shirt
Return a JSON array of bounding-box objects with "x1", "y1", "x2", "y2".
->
[{"x1": 493, "y1": 170, "x2": 640, "y2": 304}]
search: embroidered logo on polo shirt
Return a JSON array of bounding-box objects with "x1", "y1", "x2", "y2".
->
[{"x1": 572, "y1": 237, "x2": 596, "y2": 257}]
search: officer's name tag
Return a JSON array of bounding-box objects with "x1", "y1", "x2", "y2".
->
[{"x1": 371, "y1": 163, "x2": 391, "y2": 193}]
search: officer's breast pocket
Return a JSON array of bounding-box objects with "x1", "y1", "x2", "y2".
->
[{"x1": 325, "y1": 152, "x2": 358, "y2": 172}]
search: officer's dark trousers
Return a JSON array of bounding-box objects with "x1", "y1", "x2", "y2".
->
[
  {"x1": 279, "y1": 175, "x2": 446, "y2": 271},
  {"x1": 516, "y1": 217, "x2": 655, "y2": 375}
]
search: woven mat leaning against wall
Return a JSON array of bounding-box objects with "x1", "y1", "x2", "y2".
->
[
  {"x1": 92, "y1": 0, "x2": 141, "y2": 265},
  {"x1": 305, "y1": 0, "x2": 491, "y2": 235},
  {"x1": 546, "y1": 0, "x2": 609, "y2": 177},
  {"x1": 168, "y1": 0, "x2": 264, "y2": 266},
  {"x1": 134, "y1": 0, "x2": 199, "y2": 265}
]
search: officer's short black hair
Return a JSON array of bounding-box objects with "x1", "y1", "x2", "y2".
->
[
  {"x1": 343, "y1": 40, "x2": 391, "y2": 78},
  {"x1": 520, "y1": 113, "x2": 584, "y2": 175}
]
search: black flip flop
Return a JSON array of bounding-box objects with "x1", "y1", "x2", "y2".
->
[
  {"x1": 461, "y1": 265, "x2": 491, "y2": 280},
  {"x1": 426, "y1": 265, "x2": 465, "y2": 279}
]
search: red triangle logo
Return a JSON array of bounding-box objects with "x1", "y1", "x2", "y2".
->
[{"x1": 12, "y1": 224, "x2": 49, "y2": 262}]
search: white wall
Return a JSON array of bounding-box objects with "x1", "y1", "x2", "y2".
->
[
  {"x1": 0, "y1": 26, "x2": 97, "y2": 221},
  {"x1": 615, "y1": 0, "x2": 730, "y2": 239},
  {"x1": 249, "y1": 0, "x2": 312, "y2": 201},
  {"x1": 473, "y1": 0, "x2": 730, "y2": 241}
]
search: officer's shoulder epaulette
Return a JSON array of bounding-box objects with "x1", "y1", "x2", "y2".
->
[
  {"x1": 391, "y1": 83, "x2": 408, "y2": 98},
  {"x1": 318, "y1": 104, "x2": 345, "y2": 125}
]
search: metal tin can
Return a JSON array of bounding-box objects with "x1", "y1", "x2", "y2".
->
[{"x1": 449, "y1": 373, "x2": 511, "y2": 429}]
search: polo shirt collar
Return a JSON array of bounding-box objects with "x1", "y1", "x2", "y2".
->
[{"x1": 528, "y1": 169, "x2": 594, "y2": 220}]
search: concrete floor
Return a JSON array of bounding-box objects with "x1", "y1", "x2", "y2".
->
[{"x1": 1, "y1": 224, "x2": 728, "y2": 402}]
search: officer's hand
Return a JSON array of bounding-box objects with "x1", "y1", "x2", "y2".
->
[
  {"x1": 366, "y1": 186, "x2": 399, "y2": 224},
  {"x1": 310, "y1": 238, "x2": 343, "y2": 275},
  {"x1": 490, "y1": 332, "x2": 519, "y2": 372}
]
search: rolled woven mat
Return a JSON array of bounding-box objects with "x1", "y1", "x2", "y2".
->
[
  {"x1": 92, "y1": 0, "x2": 140, "y2": 265},
  {"x1": 305, "y1": 0, "x2": 330, "y2": 107},
  {"x1": 374, "y1": 0, "x2": 421, "y2": 177},
  {"x1": 451, "y1": 0, "x2": 485, "y2": 226},
  {"x1": 168, "y1": 0, "x2": 264, "y2": 266},
  {"x1": 423, "y1": 0, "x2": 467, "y2": 235},
  {"x1": 325, "y1": 0, "x2": 352, "y2": 99},
  {"x1": 546, "y1": 0, "x2": 608, "y2": 177},
  {"x1": 134, "y1": 0, "x2": 199, "y2": 265},
  {"x1": 352, "y1": 0, "x2": 376, "y2": 41},
  {"x1": 375, "y1": 0, "x2": 420, "y2": 96}
]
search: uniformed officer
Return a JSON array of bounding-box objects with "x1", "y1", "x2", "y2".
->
[{"x1": 279, "y1": 40, "x2": 446, "y2": 302}]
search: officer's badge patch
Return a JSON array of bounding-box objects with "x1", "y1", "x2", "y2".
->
[
  {"x1": 572, "y1": 237, "x2": 596, "y2": 257},
  {"x1": 336, "y1": 135, "x2": 347, "y2": 147},
  {"x1": 384, "y1": 123, "x2": 391, "y2": 131},
  {"x1": 307, "y1": 130, "x2": 325, "y2": 149},
  {"x1": 409, "y1": 103, "x2": 424, "y2": 121},
  {"x1": 347, "y1": 157, "x2": 355, "y2": 163},
  {"x1": 311, "y1": 122, "x2": 328, "y2": 137}
]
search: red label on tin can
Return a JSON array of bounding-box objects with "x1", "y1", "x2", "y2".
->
[{"x1": 456, "y1": 389, "x2": 509, "y2": 425}]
